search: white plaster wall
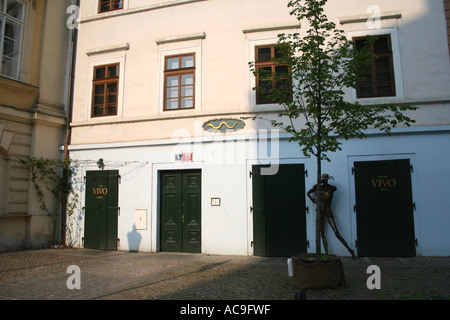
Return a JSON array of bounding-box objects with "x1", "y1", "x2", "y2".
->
[
  {"x1": 68, "y1": 127, "x2": 450, "y2": 256},
  {"x1": 68, "y1": 135, "x2": 258, "y2": 254},
  {"x1": 71, "y1": 0, "x2": 450, "y2": 145}
]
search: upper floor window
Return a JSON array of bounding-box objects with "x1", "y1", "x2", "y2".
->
[
  {"x1": 164, "y1": 53, "x2": 195, "y2": 111},
  {"x1": 0, "y1": 0, "x2": 24, "y2": 79},
  {"x1": 99, "y1": 0, "x2": 123, "y2": 13},
  {"x1": 255, "y1": 44, "x2": 291, "y2": 105},
  {"x1": 354, "y1": 35, "x2": 396, "y2": 98},
  {"x1": 92, "y1": 63, "x2": 119, "y2": 117}
]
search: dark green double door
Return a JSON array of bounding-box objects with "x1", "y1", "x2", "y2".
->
[
  {"x1": 84, "y1": 170, "x2": 119, "y2": 250},
  {"x1": 160, "y1": 170, "x2": 201, "y2": 253},
  {"x1": 354, "y1": 159, "x2": 415, "y2": 257},
  {"x1": 252, "y1": 164, "x2": 307, "y2": 257}
]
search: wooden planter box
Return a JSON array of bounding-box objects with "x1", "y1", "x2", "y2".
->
[{"x1": 292, "y1": 254, "x2": 346, "y2": 289}]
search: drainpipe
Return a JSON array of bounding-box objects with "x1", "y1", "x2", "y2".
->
[{"x1": 61, "y1": 0, "x2": 79, "y2": 247}]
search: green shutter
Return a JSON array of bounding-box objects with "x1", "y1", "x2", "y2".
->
[
  {"x1": 355, "y1": 160, "x2": 415, "y2": 257},
  {"x1": 252, "y1": 164, "x2": 307, "y2": 257},
  {"x1": 160, "y1": 170, "x2": 201, "y2": 253},
  {"x1": 84, "y1": 170, "x2": 119, "y2": 250}
]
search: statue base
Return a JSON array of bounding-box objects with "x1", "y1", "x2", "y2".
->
[{"x1": 292, "y1": 253, "x2": 346, "y2": 290}]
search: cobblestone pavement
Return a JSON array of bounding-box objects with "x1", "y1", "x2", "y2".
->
[{"x1": 0, "y1": 248, "x2": 449, "y2": 301}]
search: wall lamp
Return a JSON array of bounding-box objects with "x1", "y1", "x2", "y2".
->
[{"x1": 97, "y1": 158, "x2": 105, "y2": 170}]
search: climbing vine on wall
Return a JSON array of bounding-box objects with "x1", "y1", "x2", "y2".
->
[{"x1": 20, "y1": 157, "x2": 78, "y2": 246}]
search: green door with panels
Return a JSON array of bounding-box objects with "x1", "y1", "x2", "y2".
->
[
  {"x1": 252, "y1": 164, "x2": 307, "y2": 257},
  {"x1": 84, "y1": 170, "x2": 119, "y2": 250},
  {"x1": 160, "y1": 170, "x2": 201, "y2": 253},
  {"x1": 354, "y1": 159, "x2": 415, "y2": 257}
]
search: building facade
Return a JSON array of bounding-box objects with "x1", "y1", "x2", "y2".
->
[
  {"x1": 0, "y1": 0, "x2": 71, "y2": 251},
  {"x1": 67, "y1": 0, "x2": 450, "y2": 257}
]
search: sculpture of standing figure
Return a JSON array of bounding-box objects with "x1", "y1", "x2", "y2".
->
[{"x1": 307, "y1": 174, "x2": 356, "y2": 260}]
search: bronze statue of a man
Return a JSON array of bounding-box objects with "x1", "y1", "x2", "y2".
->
[{"x1": 307, "y1": 174, "x2": 356, "y2": 260}]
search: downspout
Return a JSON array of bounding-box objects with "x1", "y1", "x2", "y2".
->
[{"x1": 61, "y1": 0, "x2": 79, "y2": 247}]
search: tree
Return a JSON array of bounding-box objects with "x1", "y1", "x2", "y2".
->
[{"x1": 246, "y1": 0, "x2": 416, "y2": 255}]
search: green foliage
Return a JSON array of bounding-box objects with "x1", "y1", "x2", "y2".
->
[{"x1": 20, "y1": 157, "x2": 77, "y2": 245}]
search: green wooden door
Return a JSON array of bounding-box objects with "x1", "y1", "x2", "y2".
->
[
  {"x1": 84, "y1": 170, "x2": 119, "y2": 250},
  {"x1": 354, "y1": 159, "x2": 415, "y2": 257},
  {"x1": 160, "y1": 170, "x2": 201, "y2": 253},
  {"x1": 252, "y1": 164, "x2": 307, "y2": 257}
]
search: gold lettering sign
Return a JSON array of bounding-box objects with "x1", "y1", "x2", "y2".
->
[
  {"x1": 371, "y1": 176, "x2": 397, "y2": 191},
  {"x1": 93, "y1": 185, "x2": 108, "y2": 198}
]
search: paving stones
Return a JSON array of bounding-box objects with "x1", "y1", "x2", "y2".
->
[{"x1": 0, "y1": 248, "x2": 449, "y2": 300}]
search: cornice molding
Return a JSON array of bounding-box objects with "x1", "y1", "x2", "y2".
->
[{"x1": 339, "y1": 10, "x2": 402, "y2": 25}]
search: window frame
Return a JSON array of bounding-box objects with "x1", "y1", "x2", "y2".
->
[
  {"x1": 254, "y1": 44, "x2": 292, "y2": 105},
  {"x1": 91, "y1": 63, "x2": 120, "y2": 118},
  {"x1": 98, "y1": 0, "x2": 123, "y2": 14},
  {"x1": 354, "y1": 34, "x2": 396, "y2": 99},
  {"x1": 163, "y1": 52, "x2": 196, "y2": 111},
  {"x1": 0, "y1": 0, "x2": 25, "y2": 80}
]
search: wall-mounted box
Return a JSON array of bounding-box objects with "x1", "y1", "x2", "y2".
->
[{"x1": 135, "y1": 209, "x2": 147, "y2": 230}]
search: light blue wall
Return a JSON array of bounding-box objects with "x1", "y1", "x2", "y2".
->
[{"x1": 276, "y1": 126, "x2": 450, "y2": 256}]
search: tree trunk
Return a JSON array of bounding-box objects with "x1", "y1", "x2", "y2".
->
[{"x1": 315, "y1": 151, "x2": 322, "y2": 255}]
